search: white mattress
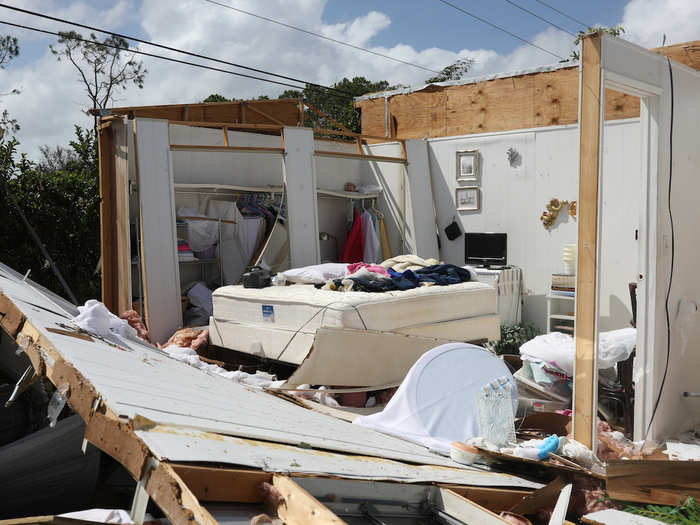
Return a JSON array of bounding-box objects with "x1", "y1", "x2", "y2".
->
[{"x1": 210, "y1": 282, "x2": 500, "y2": 364}]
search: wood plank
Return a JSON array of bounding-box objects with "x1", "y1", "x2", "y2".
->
[
  {"x1": 168, "y1": 120, "x2": 282, "y2": 131},
  {"x1": 313, "y1": 149, "x2": 407, "y2": 164},
  {"x1": 606, "y1": 459, "x2": 700, "y2": 505},
  {"x1": 573, "y1": 32, "x2": 603, "y2": 449},
  {"x1": 146, "y1": 462, "x2": 218, "y2": 525},
  {"x1": 169, "y1": 144, "x2": 285, "y2": 153},
  {"x1": 113, "y1": 119, "x2": 132, "y2": 314},
  {"x1": 97, "y1": 98, "x2": 301, "y2": 127},
  {"x1": 272, "y1": 474, "x2": 346, "y2": 525},
  {"x1": 440, "y1": 485, "x2": 531, "y2": 513},
  {"x1": 222, "y1": 125, "x2": 229, "y2": 147},
  {"x1": 245, "y1": 102, "x2": 287, "y2": 126},
  {"x1": 98, "y1": 121, "x2": 116, "y2": 312},
  {"x1": 304, "y1": 101, "x2": 353, "y2": 133},
  {"x1": 435, "y1": 488, "x2": 509, "y2": 524},
  {"x1": 171, "y1": 464, "x2": 271, "y2": 503}
]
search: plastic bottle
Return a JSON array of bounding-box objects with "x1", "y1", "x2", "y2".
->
[{"x1": 476, "y1": 376, "x2": 516, "y2": 448}]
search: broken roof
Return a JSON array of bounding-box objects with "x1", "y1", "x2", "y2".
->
[{"x1": 0, "y1": 261, "x2": 540, "y2": 524}]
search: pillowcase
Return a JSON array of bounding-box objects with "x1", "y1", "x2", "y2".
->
[{"x1": 278, "y1": 263, "x2": 349, "y2": 284}]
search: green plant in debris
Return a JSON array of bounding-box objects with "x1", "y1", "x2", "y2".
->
[
  {"x1": 625, "y1": 496, "x2": 700, "y2": 525},
  {"x1": 488, "y1": 322, "x2": 541, "y2": 355},
  {"x1": 569, "y1": 25, "x2": 625, "y2": 61}
]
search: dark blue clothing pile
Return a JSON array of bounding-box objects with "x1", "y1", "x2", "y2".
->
[{"x1": 323, "y1": 264, "x2": 472, "y2": 293}]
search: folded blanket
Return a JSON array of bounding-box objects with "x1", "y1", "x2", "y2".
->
[{"x1": 380, "y1": 254, "x2": 440, "y2": 272}]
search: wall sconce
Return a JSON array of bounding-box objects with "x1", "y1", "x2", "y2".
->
[
  {"x1": 506, "y1": 147, "x2": 521, "y2": 168},
  {"x1": 541, "y1": 198, "x2": 577, "y2": 229}
]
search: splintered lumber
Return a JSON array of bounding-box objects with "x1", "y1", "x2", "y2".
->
[
  {"x1": 574, "y1": 32, "x2": 603, "y2": 449},
  {"x1": 606, "y1": 459, "x2": 700, "y2": 505}
]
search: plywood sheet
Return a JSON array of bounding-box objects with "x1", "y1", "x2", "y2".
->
[{"x1": 357, "y1": 40, "x2": 700, "y2": 139}]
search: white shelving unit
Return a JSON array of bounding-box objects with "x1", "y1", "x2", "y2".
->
[{"x1": 546, "y1": 293, "x2": 575, "y2": 334}]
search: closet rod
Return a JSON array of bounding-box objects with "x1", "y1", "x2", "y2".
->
[{"x1": 176, "y1": 215, "x2": 237, "y2": 225}]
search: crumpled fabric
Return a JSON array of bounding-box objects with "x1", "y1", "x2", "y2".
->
[
  {"x1": 73, "y1": 300, "x2": 137, "y2": 339},
  {"x1": 519, "y1": 328, "x2": 636, "y2": 377},
  {"x1": 380, "y1": 254, "x2": 439, "y2": 273},
  {"x1": 346, "y1": 262, "x2": 389, "y2": 276}
]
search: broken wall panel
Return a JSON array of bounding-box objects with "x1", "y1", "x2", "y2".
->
[{"x1": 356, "y1": 40, "x2": 700, "y2": 139}]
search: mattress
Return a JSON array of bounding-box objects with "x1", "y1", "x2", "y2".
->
[{"x1": 210, "y1": 282, "x2": 500, "y2": 364}]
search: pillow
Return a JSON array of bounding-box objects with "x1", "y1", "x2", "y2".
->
[{"x1": 279, "y1": 263, "x2": 349, "y2": 284}]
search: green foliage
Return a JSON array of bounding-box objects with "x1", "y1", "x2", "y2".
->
[
  {"x1": 1, "y1": 34, "x2": 21, "y2": 135},
  {"x1": 570, "y1": 25, "x2": 625, "y2": 61},
  {"x1": 625, "y1": 496, "x2": 700, "y2": 525},
  {"x1": 488, "y1": 323, "x2": 541, "y2": 355},
  {"x1": 296, "y1": 77, "x2": 392, "y2": 133},
  {"x1": 426, "y1": 57, "x2": 474, "y2": 84},
  {"x1": 203, "y1": 93, "x2": 230, "y2": 102},
  {"x1": 0, "y1": 127, "x2": 101, "y2": 303}
]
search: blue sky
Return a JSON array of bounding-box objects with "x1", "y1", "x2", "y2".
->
[
  {"x1": 323, "y1": 1, "x2": 631, "y2": 55},
  {"x1": 1, "y1": 0, "x2": 698, "y2": 157}
]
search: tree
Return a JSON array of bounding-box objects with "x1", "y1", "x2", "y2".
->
[
  {"x1": 1, "y1": 34, "x2": 20, "y2": 136},
  {"x1": 279, "y1": 77, "x2": 392, "y2": 133},
  {"x1": 51, "y1": 31, "x2": 147, "y2": 136},
  {"x1": 0, "y1": 127, "x2": 101, "y2": 303},
  {"x1": 426, "y1": 57, "x2": 473, "y2": 84},
  {"x1": 570, "y1": 25, "x2": 625, "y2": 61},
  {"x1": 203, "y1": 93, "x2": 229, "y2": 102}
]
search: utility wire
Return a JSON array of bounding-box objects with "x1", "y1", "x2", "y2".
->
[
  {"x1": 0, "y1": 3, "x2": 354, "y2": 98},
  {"x1": 203, "y1": 0, "x2": 441, "y2": 75},
  {"x1": 0, "y1": 19, "x2": 355, "y2": 100},
  {"x1": 435, "y1": 0, "x2": 566, "y2": 60},
  {"x1": 532, "y1": 0, "x2": 590, "y2": 30},
  {"x1": 501, "y1": 0, "x2": 577, "y2": 37}
]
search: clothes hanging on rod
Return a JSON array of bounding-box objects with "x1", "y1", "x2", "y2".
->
[
  {"x1": 340, "y1": 206, "x2": 364, "y2": 263},
  {"x1": 361, "y1": 208, "x2": 381, "y2": 264}
]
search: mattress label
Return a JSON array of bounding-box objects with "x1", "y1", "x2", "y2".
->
[{"x1": 261, "y1": 304, "x2": 275, "y2": 323}]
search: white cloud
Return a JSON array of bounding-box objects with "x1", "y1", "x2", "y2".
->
[
  {"x1": 621, "y1": 0, "x2": 700, "y2": 48},
  {"x1": 1, "y1": 0, "x2": 697, "y2": 158}
]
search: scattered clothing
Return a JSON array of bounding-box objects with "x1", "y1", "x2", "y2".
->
[
  {"x1": 381, "y1": 254, "x2": 440, "y2": 272},
  {"x1": 361, "y1": 210, "x2": 381, "y2": 263},
  {"x1": 340, "y1": 207, "x2": 364, "y2": 263},
  {"x1": 346, "y1": 262, "x2": 389, "y2": 276}
]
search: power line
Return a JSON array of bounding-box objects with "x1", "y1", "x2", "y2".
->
[
  {"x1": 0, "y1": 3, "x2": 354, "y2": 98},
  {"x1": 435, "y1": 0, "x2": 566, "y2": 60},
  {"x1": 0, "y1": 19, "x2": 353, "y2": 100},
  {"x1": 203, "y1": 0, "x2": 441, "y2": 75},
  {"x1": 532, "y1": 0, "x2": 590, "y2": 30},
  {"x1": 501, "y1": 0, "x2": 577, "y2": 37}
]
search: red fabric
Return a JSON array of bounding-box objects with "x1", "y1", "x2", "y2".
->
[{"x1": 340, "y1": 208, "x2": 365, "y2": 263}]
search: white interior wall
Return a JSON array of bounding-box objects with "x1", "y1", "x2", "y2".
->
[
  {"x1": 598, "y1": 34, "x2": 700, "y2": 439},
  {"x1": 427, "y1": 120, "x2": 641, "y2": 331}
]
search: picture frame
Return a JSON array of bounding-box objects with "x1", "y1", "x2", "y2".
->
[
  {"x1": 456, "y1": 186, "x2": 481, "y2": 212},
  {"x1": 456, "y1": 149, "x2": 479, "y2": 183}
]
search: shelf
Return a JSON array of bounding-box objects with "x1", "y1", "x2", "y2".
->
[
  {"x1": 547, "y1": 294, "x2": 575, "y2": 301},
  {"x1": 316, "y1": 188, "x2": 381, "y2": 199},
  {"x1": 174, "y1": 183, "x2": 283, "y2": 194},
  {"x1": 549, "y1": 314, "x2": 575, "y2": 321}
]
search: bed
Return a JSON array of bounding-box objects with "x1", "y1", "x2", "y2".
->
[{"x1": 209, "y1": 281, "x2": 500, "y2": 365}]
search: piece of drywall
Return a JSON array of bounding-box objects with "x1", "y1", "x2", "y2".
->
[
  {"x1": 427, "y1": 120, "x2": 641, "y2": 332},
  {"x1": 134, "y1": 118, "x2": 182, "y2": 344},
  {"x1": 404, "y1": 139, "x2": 440, "y2": 260},
  {"x1": 284, "y1": 127, "x2": 320, "y2": 267}
]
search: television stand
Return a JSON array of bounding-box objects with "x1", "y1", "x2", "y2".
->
[{"x1": 472, "y1": 266, "x2": 522, "y2": 324}]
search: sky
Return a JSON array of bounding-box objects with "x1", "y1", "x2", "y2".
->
[{"x1": 1, "y1": 0, "x2": 699, "y2": 158}]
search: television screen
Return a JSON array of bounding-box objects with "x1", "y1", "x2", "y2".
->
[{"x1": 465, "y1": 233, "x2": 507, "y2": 266}]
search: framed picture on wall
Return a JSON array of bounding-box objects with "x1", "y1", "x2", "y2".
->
[
  {"x1": 456, "y1": 186, "x2": 481, "y2": 212},
  {"x1": 456, "y1": 150, "x2": 479, "y2": 183}
]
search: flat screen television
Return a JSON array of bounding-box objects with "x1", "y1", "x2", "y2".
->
[{"x1": 465, "y1": 232, "x2": 507, "y2": 267}]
